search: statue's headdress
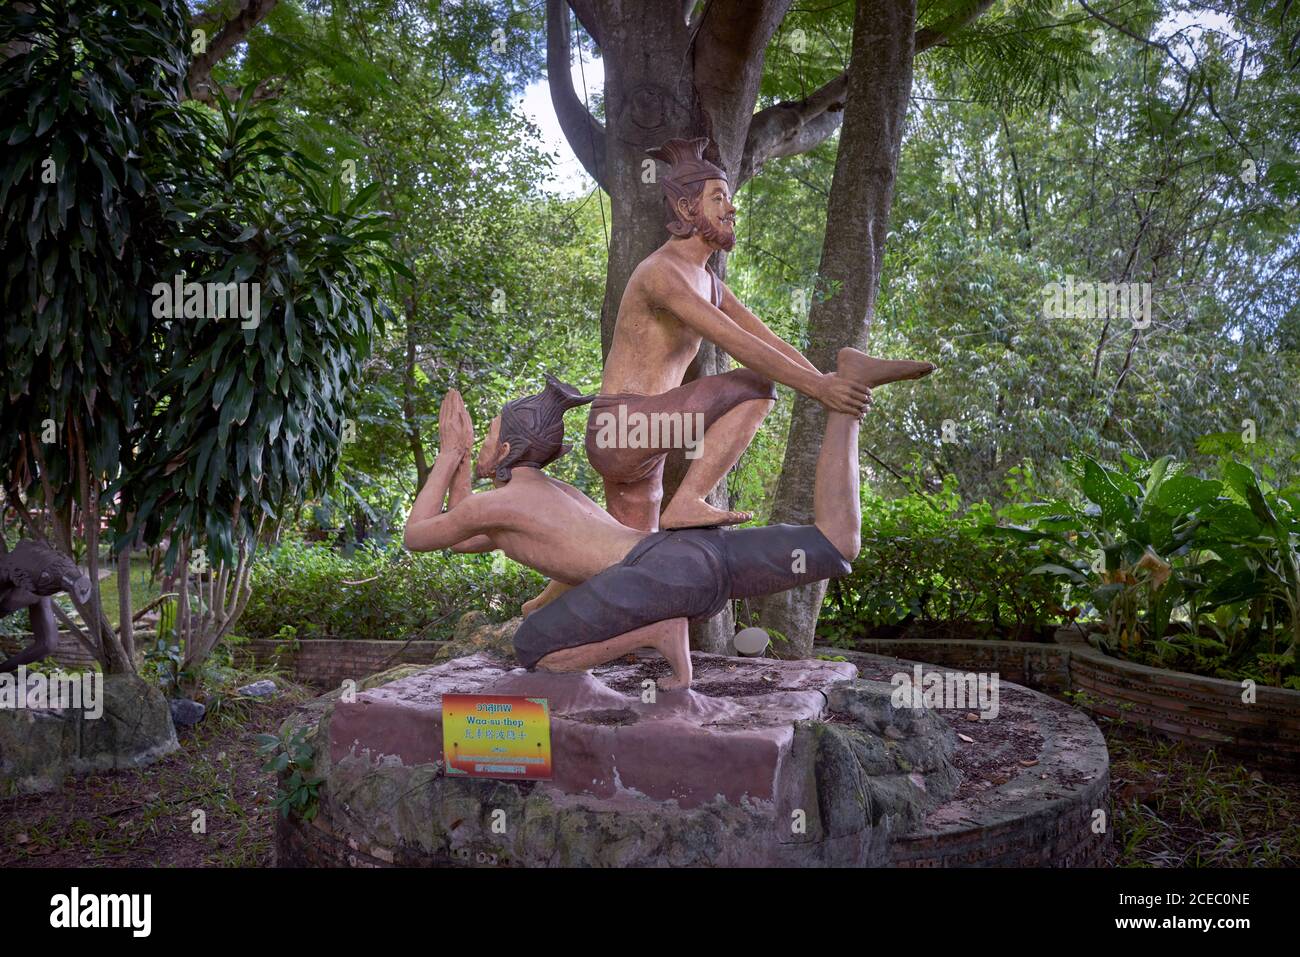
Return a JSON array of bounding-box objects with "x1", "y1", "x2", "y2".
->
[
  {"x1": 492, "y1": 375, "x2": 596, "y2": 482},
  {"x1": 647, "y1": 137, "x2": 728, "y2": 238}
]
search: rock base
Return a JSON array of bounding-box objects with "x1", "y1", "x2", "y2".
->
[
  {"x1": 278, "y1": 651, "x2": 966, "y2": 866},
  {"x1": 274, "y1": 647, "x2": 1114, "y2": 867},
  {"x1": 0, "y1": 672, "x2": 179, "y2": 795}
]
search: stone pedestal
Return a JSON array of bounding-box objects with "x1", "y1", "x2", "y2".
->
[
  {"x1": 276, "y1": 648, "x2": 1112, "y2": 867},
  {"x1": 278, "y1": 651, "x2": 961, "y2": 866}
]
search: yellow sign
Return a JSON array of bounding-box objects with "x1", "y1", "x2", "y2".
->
[{"x1": 441, "y1": 694, "x2": 552, "y2": 780}]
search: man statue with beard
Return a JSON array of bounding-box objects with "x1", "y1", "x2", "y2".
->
[
  {"x1": 406, "y1": 352, "x2": 926, "y2": 691},
  {"x1": 522, "y1": 137, "x2": 932, "y2": 615}
]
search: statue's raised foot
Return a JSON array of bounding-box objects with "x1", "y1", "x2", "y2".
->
[
  {"x1": 837, "y1": 347, "x2": 935, "y2": 389},
  {"x1": 659, "y1": 500, "x2": 752, "y2": 531}
]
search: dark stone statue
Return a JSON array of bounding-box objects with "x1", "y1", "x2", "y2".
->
[{"x1": 0, "y1": 540, "x2": 92, "y2": 674}]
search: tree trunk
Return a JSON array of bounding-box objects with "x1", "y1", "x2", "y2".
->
[
  {"x1": 756, "y1": 0, "x2": 918, "y2": 658},
  {"x1": 552, "y1": 0, "x2": 791, "y2": 652}
]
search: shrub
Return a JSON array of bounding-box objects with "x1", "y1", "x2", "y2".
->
[
  {"x1": 999, "y1": 447, "x2": 1300, "y2": 688},
  {"x1": 240, "y1": 538, "x2": 543, "y2": 642},
  {"x1": 819, "y1": 478, "x2": 1065, "y2": 645}
]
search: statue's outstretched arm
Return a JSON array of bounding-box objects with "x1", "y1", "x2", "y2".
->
[
  {"x1": 651, "y1": 266, "x2": 825, "y2": 399},
  {"x1": 715, "y1": 279, "x2": 818, "y2": 375}
]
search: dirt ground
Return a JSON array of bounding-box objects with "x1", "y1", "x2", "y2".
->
[
  {"x1": 1, "y1": 694, "x2": 299, "y2": 868},
  {"x1": 2, "y1": 684, "x2": 1296, "y2": 868}
]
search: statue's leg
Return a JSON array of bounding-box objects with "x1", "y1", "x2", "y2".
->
[
  {"x1": 535, "y1": 617, "x2": 692, "y2": 690},
  {"x1": 836, "y1": 349, "x2": 935, "y2": 389},
  {"x1": 601, "y1": 470, "x2": 664, "y2": 531},
  {"x1": 811, "y1": 408, "x2": 862, "y2": 562},
  {"x1": 0, "y1": 597, "x2": 59, "y2": 674},
  {"x1": 660, "y1": 369, "x2": 776, "y2": 529},
  {"x1": 514, "y1": 535, "x2": 720, "y2": 690},
  {"x1": 809, "y1": 348, "x2": 880, "y2": 561},
  {"x1": 585, "y1": 401, "x2": 668, "y2": 531},
  {"x1": 797, "y1": 347, "x2": 933, "y2": 559},
  {"x1": 522, "y1": 580, "x2": 572, "y2": 617},
  {"x1": 706, "y1": 353, "x2": 879, "y2": 600}
]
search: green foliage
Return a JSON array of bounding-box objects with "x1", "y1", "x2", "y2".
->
[
  {"x1": 143, "y1": 633, "x2": 186, "y2": 697},
  {"x1": 157, "y1": 597, "x2": 177, "y2": 642},
  {"x1": 0, "y1": 0, "x2": 189, "y2": 500},
  {"x1": 254, "y1": 726, "x2": 323, "y2": 821},
  {"x1": 123, "y1": 88, "x2": 396, "y2": 570},
  {"x1": 926, "y1": 0, "x2": 1099, "y2": 109},
  {"x1": 211, "y1": 0, "x2": 605, "y2": 504},
  {"x1": 1, "y1": 1, "x2": 396, "y2": 679},
  {"x1": 1002, "y1": 450, "x2": 1300, "y2": 687},
  {"x1": 141, "y1": 617, "x2": 239, "y2": 697},
  {"x1": 240, "y1": 538, "x2": 544, "y2": 642},
  {"x1": 819, "y1": 477, "x2": 1065, "y2": 645},
  {"x1": 734, "y1": 0, "x2": 1300, "y2": 509}
]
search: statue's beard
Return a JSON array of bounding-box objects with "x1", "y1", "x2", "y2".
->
[{"x1": 693, "y1": 214, "x2": 736, "y2": 252}]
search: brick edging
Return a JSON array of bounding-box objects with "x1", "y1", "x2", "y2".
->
[{"x1": 232, "y1": 638, "x2": 447, "y2": 689}]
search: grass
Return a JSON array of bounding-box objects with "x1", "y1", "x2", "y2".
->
[{"x1": 1103, "y1": 719, "x2": 1300, "y2": 867}]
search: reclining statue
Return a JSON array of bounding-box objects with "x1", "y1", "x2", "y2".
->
[
  {"x1": 0, "y1": 540, "x2": 93, "y2": 674},
  {"x1": 404, "y1": 348, "x2": 933, "y2": 691}
]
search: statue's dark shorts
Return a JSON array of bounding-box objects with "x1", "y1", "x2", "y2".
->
[
  {"x1": 584, "y1": 368, "x2": 776, "y2": 486},
  {"x1": 512, "y1": 524, "x2": 852, "y2": 669}
]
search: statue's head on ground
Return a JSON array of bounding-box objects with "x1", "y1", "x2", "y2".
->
[
  {"x1": 647, "y1": 137, "x2": 736, "y2": 252},
  {"x1": 477, "y1": 375, "x2": 596, "y2": 484}
]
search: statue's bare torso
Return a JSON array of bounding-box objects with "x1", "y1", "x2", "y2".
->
[
  {"x1": 600, "y1": 246, "x2": 717, "y2": 396},
  {"x1": 472, "y1": 471, "x2": 648, "y2": 585}
]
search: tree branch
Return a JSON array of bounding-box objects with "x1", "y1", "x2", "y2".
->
[
  {"x1": 739, "y1": 73, "x2": 847, "y2": 187},
  {"x1": 914, "y1": 0, "x2": 997, "y2": 54},
  {"x1": 546, "y1": 0, "x2": 608, "y2": 190},
  {"x1": 739, "y1": 0, "x2": 993, "y2": 185},
  {"x1": 186, "y1": 0, "x2": 279, "y2": 103},
  {"x1": 564, "y1": 0, "x2": 605, "y2": 49},
  {"x1": 51, "y1": 602, "x2": 101, "y2": 662}
]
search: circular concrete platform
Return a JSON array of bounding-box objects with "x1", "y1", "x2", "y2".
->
[{"x1": 275, "y1": 650, "x2": 1110, "y2": 867}]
